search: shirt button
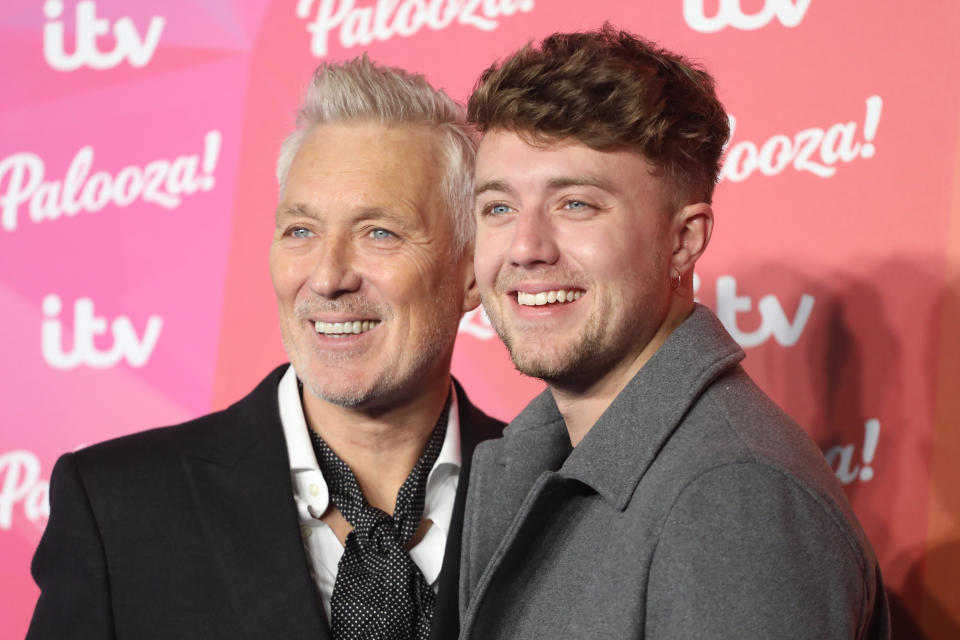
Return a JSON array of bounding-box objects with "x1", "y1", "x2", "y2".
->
[{"x1": 309, "y1": 483, "x2": 320, "y2": 497}]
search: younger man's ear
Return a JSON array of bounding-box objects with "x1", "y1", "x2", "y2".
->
[{"x1": 671, "y1": 202, "x2": 714, "y2": 275}]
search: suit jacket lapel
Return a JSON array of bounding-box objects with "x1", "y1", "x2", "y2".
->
[
  {"x1": 429, "y1": 379, "x2": 504, "y2": 640},
  {"x1": 183, "y1": 366, "x2": 329, "y2": 640},
  {"x1": 182, "y1": 370, "x2": 501, "y2": 640}
]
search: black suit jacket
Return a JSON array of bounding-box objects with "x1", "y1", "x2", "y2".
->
[{"x1": 27, "y1": 365, "x2": 503, "y2": 639}]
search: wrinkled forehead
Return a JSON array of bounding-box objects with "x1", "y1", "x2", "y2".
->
[
  {"x1": 280, "y1": 122, "x2": 455, "y2": 235},
  {"x1": 292, "y1": 121, "x2": 444, "y2": 180}
]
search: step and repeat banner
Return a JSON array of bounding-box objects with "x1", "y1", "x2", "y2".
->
[{"x1": 2, "y1": 1, "x2": 959, "y2": 637}]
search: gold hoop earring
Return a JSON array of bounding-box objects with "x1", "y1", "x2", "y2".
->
[{"x1": 671, "y1": 269, "x2": 682, "y2": 290}]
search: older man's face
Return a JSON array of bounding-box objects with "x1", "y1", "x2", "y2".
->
[{"x1": 270, "y1": 122, "x2": 476, "y2": 410}]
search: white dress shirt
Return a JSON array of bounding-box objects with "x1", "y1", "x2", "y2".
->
[{"x1": 277, "y1": 365, "x2": 462, "y2": 621}]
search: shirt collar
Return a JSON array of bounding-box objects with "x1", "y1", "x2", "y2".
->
[{"x1": 278, "y1": 365, "x2": 462, "y2": 521}]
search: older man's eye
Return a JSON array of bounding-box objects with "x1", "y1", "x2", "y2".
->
[
  {"x1": 369, "y1": 228, "x2": 396, "y2": 240},
  {"x1": 288, "y1": 227, "x2": 313, "y2": 239},
  {"x1": 563, "y1": 200, "x2": 589, "y2": 210}
]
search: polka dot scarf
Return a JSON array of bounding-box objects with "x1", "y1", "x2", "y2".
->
[{"x1": 309, "y1": 393, "x2": 450, "y2": 640}]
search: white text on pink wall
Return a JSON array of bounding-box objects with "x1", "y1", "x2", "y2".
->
[
  {"x1": 694, "y1": 275, "x2": 814, "y2": 348},
  {"x1": 42, "y1": 295, "x2": 163, "y2": 370},
  {"x1": 43, "y1": 0, "x2": 165, "y2": 71},
  {"x1": 0, "y1": 451, "x2": 49, "y2": 531},
  {"x1": 0, "y1": 131, "x2": 221, "y2": 233},
  {"x1": 825, "y1": 419, "x2": 881, "y2": 485},
  {"x1": 684, "y1": 0, "x2": 812, "y2": 33},
  {"x1": 721, "y1": 96, "x2": 883, "y2": 183},
  {"x1": 297, "y1": 0, "x2": 535, "y2": 57}
]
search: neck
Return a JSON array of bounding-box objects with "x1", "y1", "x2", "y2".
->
[
  {"x1": 552, "y1": 297, "x2": 693, "y2": 447},
  {"x1": 303, "y1": 377, "x2": 451, "y2": 514}
]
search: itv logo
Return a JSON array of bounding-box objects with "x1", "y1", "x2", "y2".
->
[
  {"x1": 43, "y1": 0, "x2": 165, "y2": 71},
  {"x1": 683, "y1": 0, "x2": 812, "y2": 33},
  {"x1": 41, "y1": 294, "x2": 163, "y2": 370}
]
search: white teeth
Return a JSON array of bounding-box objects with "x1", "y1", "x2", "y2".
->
[
  {"x1": 516, "y1": 289, "x2": 584, "y2": 306},
  {"x1": 314, "y1": 320, "x2": 380, "y2": 335}
]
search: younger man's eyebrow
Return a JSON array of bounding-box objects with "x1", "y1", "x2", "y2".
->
[
  {"x1": 474, "y1": 176, "x2": 617, "y2": 198},
  {"x1": 544, "y1": 176, "x2": 615, "y2": 193}
]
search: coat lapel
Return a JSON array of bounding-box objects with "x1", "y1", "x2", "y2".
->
[
  {"x1": 561, "y1": 306, "x2": 745, "y2": 509},
  {"x1": 460, "y1": 390, "x2": 573, "y2": 632},
  {"x1": 183, "y1": 366, "x2": 329, "y2": 640},
  {"x1": 461, "y1": 306, "x2": 746, "y2": 637}
]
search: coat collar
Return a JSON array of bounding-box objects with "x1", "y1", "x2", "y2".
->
[
  {"x1": 499, "y1": 305, "x2": 745, "y2": 510},
  {"x1": 186, "y1": 365, "x2": 291, "y2": 466}
]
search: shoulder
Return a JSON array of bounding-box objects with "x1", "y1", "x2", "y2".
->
[
  {"x1": 452, "y1": 377, "x2": 505, "y2": 446},
  {"x1": 647, "y1": 459, "x2": 886, "y2": 637},
  {"x1": 668, "y1": 366, "x2": 846, "y2": 503},
  {"x1": 643, "y1": 365, "x2": 880, "y2": 574},
  {"x1": 70, "y1": 409, "x2": 220, "y2": 479},
  {"x1": 666, "y1": 460, "x2": 869, "y2": 568},
  {"x1": 70, "y1": 364, "x2": 288, "y2": 480}
]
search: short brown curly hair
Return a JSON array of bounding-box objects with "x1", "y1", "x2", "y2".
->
[{"x1": 467, "y1": 24, "x2": 729, "y2": 206}]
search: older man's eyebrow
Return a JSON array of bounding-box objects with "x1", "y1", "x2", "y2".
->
[
  {"x1": 274, "y1": 204, "x2": 414, "y2": 232},
  {"x1": 275, "y1": 202, "x2": 314, "y2": 222},
  {"x1": 353, "y1": 207, "x2": 416, "y2": 232},
  {"x1": 474, "y1": 180, "x2": 515, "y2": 197}
]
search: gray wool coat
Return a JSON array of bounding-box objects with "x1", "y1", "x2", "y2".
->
[{"x1": 459, "y1": 305, "x2": 889, "y2": 640}]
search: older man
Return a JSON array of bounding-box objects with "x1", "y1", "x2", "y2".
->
[
  {"x1": 28, "y1": 58, "x2": 501, "y2": 640},
  {"x1": 459, "y1": 26, "x2": 889, "y2": 639}
]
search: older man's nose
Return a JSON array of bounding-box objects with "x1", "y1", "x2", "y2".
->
[{"x1": 309, "y1": 239, "x2": 362, "y2": 297}]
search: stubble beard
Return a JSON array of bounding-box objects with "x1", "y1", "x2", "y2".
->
[
  {"x1": 481, "y1": 291, "x2": 606, "y2": 390},
  {"x1": 481, "y1": 288, "x2": 657, "y2": 393},
  {"x1": 286, "y1": 285, "x2": 462, "y2": 411}
]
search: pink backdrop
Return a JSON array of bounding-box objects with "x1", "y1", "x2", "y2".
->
[{"x1": 2, "y1": 1, "x2": 959, "y2": 637}]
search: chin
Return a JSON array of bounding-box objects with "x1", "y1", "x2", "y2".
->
[
  {"x1": 510, "y1": 350, "x2": 573, "y2": 381},
  {"x1": 303, "y1": 377, "x2": 379, "y2": 409},
  {"x1": 508, "y1": 339, "x2": 610, "y2": 388}
]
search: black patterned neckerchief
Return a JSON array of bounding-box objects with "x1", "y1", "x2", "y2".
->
[{"x1": 308, "y1": 392, "x2": 451, "y2": 640}]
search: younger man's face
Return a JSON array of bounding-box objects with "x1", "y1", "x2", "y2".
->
[{"x1": 473, "y1": 129, "x2": 679, "y2": 390}]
